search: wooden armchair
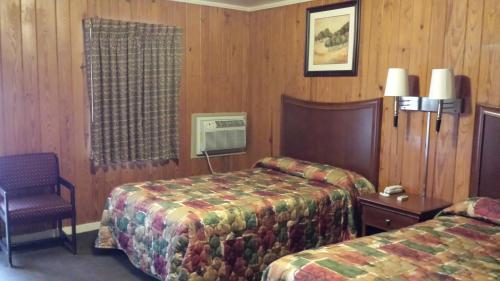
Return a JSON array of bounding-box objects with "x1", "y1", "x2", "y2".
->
[{"x1": 0, "y1": 153, "x2": 76, "y2": 266}]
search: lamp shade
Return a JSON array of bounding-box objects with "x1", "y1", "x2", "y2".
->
[
  {"x1": 384, "y1": 68, "x2": 409, "y2": 97},
  {"x1": 428, "y1": 69, "x2": 455, "y2": 99}
]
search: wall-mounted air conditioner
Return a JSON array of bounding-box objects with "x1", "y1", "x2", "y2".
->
[{"x1": 191, "y1": 113, "x2": 247, "y2": 158}]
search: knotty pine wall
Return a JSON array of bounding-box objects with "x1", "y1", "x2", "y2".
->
[
  {"x1": 0, "y1": 0, "x2": 499, "y2": 225},
  {"x1": 0, "y1": 0, "x2": 251, "y2": 224},
  {"x1": 247, "y1": 0, "x2": 500, "y2": 202}
]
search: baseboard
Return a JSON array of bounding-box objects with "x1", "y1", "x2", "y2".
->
[
  {"x1": 62, "y1": 221, "x2": 101, "y2": 235},
  {"x1": 11, "y1": 221, "x2": 101, "y2": 244}
]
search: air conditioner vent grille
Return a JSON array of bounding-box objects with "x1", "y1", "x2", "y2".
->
[
  {"x1": 192, "y1": 113, "x2": 247, "y2": 157},
  {"x1": 215, "y1": 120, "x2": 245, "y2": 128}
]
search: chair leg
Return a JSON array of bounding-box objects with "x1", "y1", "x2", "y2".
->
[
  {"x1": 71, "y1": 215, "x2": 77, "y2": 255},
  {"x1": 5, "y1": 222, "x2": 12, "y2": 267},
  {"x1": 57, "y1": 219, "x2": 62, "y2": 237}
]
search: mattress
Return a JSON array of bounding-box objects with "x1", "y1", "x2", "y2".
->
[{"x1": 95, "y1": 157, "x2": 374, "y2": 280}]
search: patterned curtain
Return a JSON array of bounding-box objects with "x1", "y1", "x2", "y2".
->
[{"x1": 83, "y1": 18, "x2": 182, "y2": 167}]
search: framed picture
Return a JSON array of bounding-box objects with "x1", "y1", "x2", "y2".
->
[{"x1": 304, "y1": 1, "x2": 360, "y2": 76}]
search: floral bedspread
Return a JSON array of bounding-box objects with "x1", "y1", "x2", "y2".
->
[
  {"x1": 263, "y1": 197, "x2": 500, "y2": 281},
  {"x1": 96, "y1": 157, "x2": 374, "y2": 281}
]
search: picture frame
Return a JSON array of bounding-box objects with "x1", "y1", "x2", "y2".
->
[{"x1": 304, "y1": 1, "x2": 360, "y2": 77}]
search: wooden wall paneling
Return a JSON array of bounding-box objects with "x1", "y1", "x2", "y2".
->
[
  {"x1": 283, "y1": 2, "x2": 312, "y2": 101},
  {"x1": 248, "y1": 8, "x2": 285, "y2": 162},
  {"x1": 222, "y1": 9, "x2": 250, "y2": 171},
  {"x1": 247, "y1": 0, "x2": 498, "y2": 202},
  {"x1": 186, "y1": 6, "x2": 214, "y2": 175},
  {"x1": 1, "y1": 0, "x2": 23, "y2": 155},
  {"x1": 69, "y1": 0, "x2": 92, "y2": 222},
  {"x1": 209, "y1": 8, "x2": 228, "y2": 172},
  {"x1": 420, "y1": 0, "x2": 446, "y2": 198},
  {"x1": 387, "y1": 0, "x2": 414, "y2": 186},
  {"x1": 373, "y1": 0, "x2": 401, "y2": 190},
  {"x1": 1, "y1": 0, "x2": 497, "y2": 223},
  {"x1": 350, "y1": 0, "x2": 372, "y2": 102},
  {"x1": 453, "y1": 0, "x2": 485, "y2": 201},
  {"x1": 398, "y1": 0, "x2": 432, "y2": 195},
  {"x1": 247, "y1": 10, "x2": 272, "y2": 162},
  {"x1": 36, "y1": 0, "x2": 61, "y2": 155},
  {"x1": 21, "y1": 0, "x2": 41, "y2": 154},
  {"x1": 431, "y1": 0, "x2": 468, "y2": 201},
  {"x1": 56, "y1": 0, "x2": 75, "y2": 203},
  {"x1": 86, "y1": 0, "x2": 97, "y2": 16},
  {"x1": 388, "y1": 1, "x2": 418, "y2": 187},
  {"x1": 356, "y1": 0, "x2": 386, "y2": 187},
  {"x1": 265, "y1": 8, "x2": 285, "y2": 157},
  {"x1": 183, "y1": 4, "x2": 202, "y2": 176},
  {"x1": 0, "y1": 0, "x2": 254, "y2": 224},
  {"x1": 231, "y1": 12, "x2": 250, "y2": 171},
  {"x1": 90, "y1": 0, "x2": 112, "y2": 222},
  {"x1": 267, "y1": 2, "x2": 314, "y2": 158},
  {"x1": 196, "y1": 6, "x2": 224, "y2": 174},
  {"x1": 477, "y1": 0, "x2": 500, "y2": 106},
  {"x1": 359, "y1": 0, "x2": 383, "y2": 102},
  {"x1": 207, "y1": 7, "x2": 230, "y2": 173}
]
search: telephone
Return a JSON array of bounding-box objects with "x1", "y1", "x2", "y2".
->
[{"x1": 379, "y1": 185, "x2": 405, "y2": 197}]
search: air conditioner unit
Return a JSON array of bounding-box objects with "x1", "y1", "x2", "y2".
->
[{"x1": 191, "y1": 113, "x2": 247, "y2": 158}]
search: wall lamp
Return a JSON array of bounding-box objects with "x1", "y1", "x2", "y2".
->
[
  {"x1": 383, "y1": 68, "x2": 463, "y2": 197},
  {"x1": 384, "y1": 68, "x2": 462, "y2": 131},
  {"x1": 384, "y1": 68, "x2": 409, "y2": 127}
]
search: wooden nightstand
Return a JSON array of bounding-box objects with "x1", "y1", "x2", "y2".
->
[{"x1": 359, "y1": 193, "x2": 451, "y2": 236}]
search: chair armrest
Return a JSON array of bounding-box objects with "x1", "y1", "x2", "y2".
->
[
  {"x1": 58, "y1": 177, "x2": 76, "y2": 208},
  {"x1": 0, "y1": 184, "x2": 7, "y2": 198},
  {"x1": 0, "y1": 185, "x2": 8, "y2": 218},
  {"x1": 58, "y1": 177, "x2": 75, "y2": 192}
]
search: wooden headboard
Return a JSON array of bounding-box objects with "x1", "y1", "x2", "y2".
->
[
  {"x1": 470, "y1": 104, "x2": 500, "y2": 198},
  {"x1": 281, "y1": 96, "x2": 382, "y2": 187}
]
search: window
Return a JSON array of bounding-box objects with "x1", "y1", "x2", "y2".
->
[{"x1": 84, "y1": 18, "x2": 183, "y2": 167}]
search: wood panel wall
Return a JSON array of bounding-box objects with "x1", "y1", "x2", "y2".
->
[
  {"x1": 0, "y1": 0, "x2": 251, "y2": 224},
  {"x1": 247, "y1": 0, "x2": 500, "y2": 202},
  {"x1": 0, "y1": 0, "x2": 498, "y2": 224}
]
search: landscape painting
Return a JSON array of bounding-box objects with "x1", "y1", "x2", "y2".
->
[
  {"x1": 313, "y1": 15, "x2": 350, "y2": 65},
  {"x1": 305, "y1": 1, "x2": 360, "y2": 76}
]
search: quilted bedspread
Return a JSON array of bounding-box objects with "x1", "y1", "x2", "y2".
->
[
  {"x1": 95, "y1": 157, "x2": 374, "y2": 281},
  {"x1": 263, "y1": 197, "x2": 500, "y2": 281}
]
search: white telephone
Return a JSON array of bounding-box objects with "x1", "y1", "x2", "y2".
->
[{"x1": 379, "y1": 185, "x2": 405, "y2": 197}]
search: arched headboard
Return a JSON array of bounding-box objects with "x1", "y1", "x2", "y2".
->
[
  {"x1": 281, "y1": 96, "x2": 382, "y2": 187},
  {"x1": 471, "y1": 104, "x2": 500, "y2": 198}
]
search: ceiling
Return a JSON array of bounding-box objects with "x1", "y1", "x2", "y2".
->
[
  {"x1": 206, "y1": 0, "x2": 290, "y2": 7},
  {"x1": 173, "y1": 0, "x2": 312, "y2": 11}
]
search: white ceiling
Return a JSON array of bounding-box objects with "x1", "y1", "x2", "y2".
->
[
  {"x1": 206, "y1": 0, "x2": 290, "y2": 7},
  {"x1": 172, "y1": 0, "x2": 312, "y2": 11}
]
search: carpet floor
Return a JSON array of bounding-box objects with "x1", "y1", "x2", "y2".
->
[{"x1": 0, "y1": 231, "x2": 156, "y2": 281}]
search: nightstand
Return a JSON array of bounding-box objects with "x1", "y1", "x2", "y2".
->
[{"x1": 359, "y1": 193, "x2": 451, "y2": 236}]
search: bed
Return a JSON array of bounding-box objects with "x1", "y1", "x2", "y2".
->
[
  {"x1": 262, "y1": 104, "x2": 500, "y2": 281},
  {"x1": 95, "y1": 96, "x2": 383, "y2": 281}
]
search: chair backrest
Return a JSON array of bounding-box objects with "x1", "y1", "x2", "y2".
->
[{"x1": 0, "y1": 153, "x2": 59, "y2": 191}]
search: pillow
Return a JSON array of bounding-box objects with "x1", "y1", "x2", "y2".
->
[
  {"x1": 439, "y1": 197, "x2": 500, "y2": 225},
  {"x1": 255, "y1": 157, "x2": 375, "y2": 195}
]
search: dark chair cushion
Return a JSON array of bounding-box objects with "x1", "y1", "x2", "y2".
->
[{"x1": 3, "y1": 194, "x2": 73, "y2": 223}]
